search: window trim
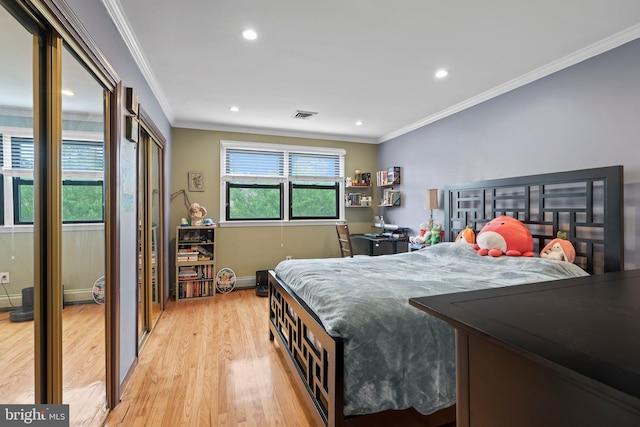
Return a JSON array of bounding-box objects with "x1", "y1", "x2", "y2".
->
[
  {"x1": 289, "y1": 181, "x2": 340, "y2": 220},
  {"x1": 12, "y1": 177, "x2": 104, "y2": 225},
  {"x1": 0, "y1": 126, "x2": 105, "y2": 226},
  {"x1": 225, "y1": 182, "x2": 284, "y2": 221},
  {"x1": 220, "y1": 140, "x2": 345, "y2": 226}
]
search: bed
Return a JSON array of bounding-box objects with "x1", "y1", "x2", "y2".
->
[{"x1": 268, "y1": 166, "x2": 624, "y2": 427}]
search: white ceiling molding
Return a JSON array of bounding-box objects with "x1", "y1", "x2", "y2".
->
[
  {"x1": 379, "y1": 23, "x2": 640, "y2": 143},
  {"x1": 102, "y1": 0, "x2": 174, "y2": 122},
  {"x1": 173, "y1": 119, "x2": 378, "y2": 144}
]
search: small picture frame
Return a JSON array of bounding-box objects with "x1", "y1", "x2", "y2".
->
[
  {"x1": 188, "y1": 171, "x2": 204, "y2": 192},
  {"x1": 125, "y1": 115, "x2": 139, "y2": 143}
]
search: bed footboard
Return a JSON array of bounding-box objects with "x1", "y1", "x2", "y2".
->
[
  {"x1": 269, "y1": 270, "x2": 456, "y2": 427},
  {"x1": 269, "y1": 270, "x2": 344, "y2": 427}
]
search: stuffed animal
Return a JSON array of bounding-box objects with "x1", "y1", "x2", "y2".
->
[
  {"x1": 410, "y1": 223, "x2": 430, "y2": 244},
  {"x1": 189, "y1": 202, "x2": 207, "y2": 226},
  {"x1": 474, "y1": 216, "x2": 534, "y2": 257},
  {"x1": 540, "y1": 231, "x2": 576, "y2": 263},
  {"x1": 426, "y1": 224, "x2": 441, "y2": 245},
  {"x1": 455, "y1": 225, "x2": 475, "y2": 244}
]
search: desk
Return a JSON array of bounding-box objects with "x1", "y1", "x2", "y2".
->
[
  {"x1": 351, "y1": 233, "x2": 408, "y2": 256},
  {"x1": 409, "y1": 270, "x2": 640, "y2": 427}
]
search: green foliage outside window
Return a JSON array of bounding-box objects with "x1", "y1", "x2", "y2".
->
[
  {"x1": 18, "y1": 182, "x2": 33, "y2": 223},
  {"x1": 15, "y1": 179, "x2": 103, "y2": 223},
  {"x1": 228, "y1": 186, "x2": 281, "y2": 219},
  {"x1": 62, "y1": 181, "x2": 104, "y2": 222},
  {"x1": 291, "y1": 184, "x2": 337, "y2": 218}
]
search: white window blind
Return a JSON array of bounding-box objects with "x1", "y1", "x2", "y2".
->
[
  {"x1": 9, "y1": 137, "x2": 104, "y2": 172},
  {"x1": 11, "y1": 136, "x2": 34, "y2": 170},
  {"x1": 223, "y1": 148, "x2": 285, "y2": 182},
  {"x1": 62, "y1": 140, "x2": 104, "y2": 171},
  {"x1": 222, "y1": 142, "x2": 344, "y2": 183},
  {"x1": 289, "y1": 151, "x2": 342, "y2": 182}
]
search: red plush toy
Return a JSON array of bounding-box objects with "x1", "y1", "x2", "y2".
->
[{"x1": 474, "y1": 216, "x2": 534, "y2": 257}]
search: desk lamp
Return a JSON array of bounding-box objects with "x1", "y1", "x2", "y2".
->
[{"x1": 425, "y1": 189, "x2": 439, "y2": 230}]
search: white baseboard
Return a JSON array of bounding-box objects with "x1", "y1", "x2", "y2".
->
[
  {"x1": 1, "y1": 278, "x2": 258, "y2": 309},
  {"x1": 235, "y1": 276, "x2": 255, "y2": 289},
  {"x1": 63, "y1": 288, "x2": 94, "y2": 303},
  {"x1": 0, "y1": 293, "x2": 22, "y2": 309},
  {"x1": 0, "y1": 288, "x2": 93, "y2": 309}
]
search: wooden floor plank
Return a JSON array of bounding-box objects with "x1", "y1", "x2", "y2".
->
[
  {"x1": 1, "y1": 290, "x2": 316, "y2": 426},
  {"x1": 104, "y1": 290, "x2": 316, "y2": 427},
  {"x1": 0, "y1": 302, "x2": 108, "y2": 426}
]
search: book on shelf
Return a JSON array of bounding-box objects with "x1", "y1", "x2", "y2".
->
[
  {"x1": 178, "y1": 264, "x2": 215, "y2": 280},
  {"x1": 179, "y1": 279, "x2": 214, "y2": 299},
  {"x1": 381, "y1": 189, "x2": 401, "y2": 206},
  {"x1": 347, "y1": 192, "x2": 361, "y2": 206},
  {"x1": 376, "y1": 167, "x2": 401, "y2": 186}
]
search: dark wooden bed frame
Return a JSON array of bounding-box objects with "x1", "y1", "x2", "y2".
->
[{"x1": 268, "y1": 165, "x2": 624, "y2": 427}]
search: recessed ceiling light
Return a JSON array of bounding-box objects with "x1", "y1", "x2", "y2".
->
[
  {"x1": 229, "y1": 106, "x2": 240, "y2": 112},
  {"x1": 242, "y1": 29, "x2": 257, "y2": 40},
  {"x1": 355, "y1": 120, "x2": 364, "y2": 126},
  {"x1": 435, "y1": 69, "x2": 448, "y2": 79},
  {"x1": 61, "y1": 89, "x2": 75, "y2": 96}
]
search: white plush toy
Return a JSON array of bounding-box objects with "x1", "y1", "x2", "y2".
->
[
  {"x1": 410, "y1": 222, "x2": 430, "y2": 244},
  {"x1": 540, "y1": 237, "x2": 576, "y2": 263},
  {"x1": 540, "y1": 231, "x2": 576, "y2": 263},
  {"x1": 541, "y1": 242, "x2": 565, "y2": 260}
]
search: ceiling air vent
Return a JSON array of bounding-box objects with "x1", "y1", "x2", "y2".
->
[{"x1": 292, "y1": 110, "x2": 318, "y2": 120}]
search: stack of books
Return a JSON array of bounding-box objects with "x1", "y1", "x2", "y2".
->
[{"x1": 177, "y1": 248, "x2": 199, "y2": 262}]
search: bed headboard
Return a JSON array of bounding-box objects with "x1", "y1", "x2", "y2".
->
[{"x1": 444, "y1": 166, "x2": 623, "y2": 274}]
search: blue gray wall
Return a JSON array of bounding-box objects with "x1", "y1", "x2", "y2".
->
[
  {"x1": 379, "y1": 38, "x2": 640, "y2": 269},
  {"x1": 66, "y1": 0, "x2": 172, "y2": 383}
]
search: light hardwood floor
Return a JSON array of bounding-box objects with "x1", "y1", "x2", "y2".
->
[
  {"x1": 104, "y1": 290, "x2": 317, "y2": 427},
  {"x1": 0, "y1": 303, "x2": 108, "y2": 426}
]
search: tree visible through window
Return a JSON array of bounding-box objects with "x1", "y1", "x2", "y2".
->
[{"x1": 228, "y1": 183, "x2": 282, "y2": 220}]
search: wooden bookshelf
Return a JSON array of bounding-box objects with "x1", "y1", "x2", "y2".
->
[{"x1": 175, "y1": 225, "x2": 216, "y2": 301}]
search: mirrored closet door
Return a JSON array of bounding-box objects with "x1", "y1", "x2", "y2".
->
[{"x1": 137, "y1": 120, "x2": 164, "y2": 346}]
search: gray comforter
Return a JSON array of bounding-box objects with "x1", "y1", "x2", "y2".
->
[{"x1": 273, "y1": 242, "x2": 588, "y2": 416}]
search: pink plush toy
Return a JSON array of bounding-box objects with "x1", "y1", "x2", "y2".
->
[{"x1": 474, "y1": 216, "x2": 534, "y2": 257}]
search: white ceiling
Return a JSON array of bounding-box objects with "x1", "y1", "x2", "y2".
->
[
  {"x1": 106, "y1": 0, "x2": 640, "y2": 144},
  {"x1": 5, "y1": 2, "x2": 640, "y2": 144}
]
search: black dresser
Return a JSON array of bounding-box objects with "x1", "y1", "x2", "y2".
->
[{"x1": 410, "y1": 269, "x2": 640, "y2": 427}]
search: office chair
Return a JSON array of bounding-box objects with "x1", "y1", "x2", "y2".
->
[{"x1": 336, "y1": 224, "x2": 354, "y2": 258}]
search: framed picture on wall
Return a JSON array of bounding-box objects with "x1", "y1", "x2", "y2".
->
[{"x1": 188, "y1": 171, "x2": 204, "y2": 192}]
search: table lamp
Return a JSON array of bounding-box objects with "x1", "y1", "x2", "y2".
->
[{"x1": 425, "y1": 188, "x2": 439, "y2": 230}]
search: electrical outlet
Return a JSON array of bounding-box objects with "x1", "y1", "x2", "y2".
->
[
  {"x1": 285, "y1": 255, "x2": 292, "y2": 260},
  {"x1": 0, "y1": 272, "x2": 9, "y2": 284}
]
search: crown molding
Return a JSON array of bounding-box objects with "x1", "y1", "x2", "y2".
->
[
  {"x1": 380, "y1": 23, "x2": 640, "y2": 143},
  {"x1": 102, "y1": 0, "x2": 174, "y2": 122},
  {"x1": 173, "y1": 119, "x2": 378, "y2": 144}
]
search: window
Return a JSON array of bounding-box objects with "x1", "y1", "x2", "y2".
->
[
  {"x1": 7, "y1": 135, "x2": 104, "y2": 225},
  {"x1": 221, "y1": 141, "x2": 345, "y2": 222}
]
